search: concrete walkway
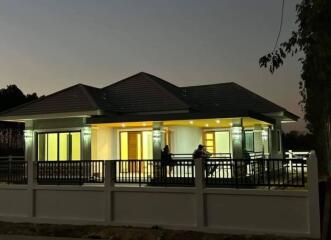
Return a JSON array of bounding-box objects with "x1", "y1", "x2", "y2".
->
[{"x1": 0, "y1": 235, "x2": 89, "y2": 240}]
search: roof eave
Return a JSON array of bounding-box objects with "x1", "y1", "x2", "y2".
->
[{"x1": 0, "y1": 110, "x2": 103, "y2": 122}]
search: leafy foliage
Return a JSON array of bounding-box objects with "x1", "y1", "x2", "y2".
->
[
  {"x1": 0, "y1": 85, "x2": 38, "y2": 156},
  {"x1": 259, "y1": 0, "x2": 331, "y2": 175},
  {"x1": 0, "y1": 85, "x2": 38, "y2": 112}
]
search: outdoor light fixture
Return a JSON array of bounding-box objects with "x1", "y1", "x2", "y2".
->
[
  {"x1": 231, "y1": 126, "x2": 242, "y2": 141},
  {"x1": 205, "y1": 123, "x2": 209, "y2": 127},
  {"x1": 82, "y1": 127, "x2": 91, "y2": 137},
  {"x1": 152, "y1": 130, "x2": 161, "y2": 143},
  {"x1": 142, "y1": 122, "x2": 146, "y2": 127},
  {"x1": 121, "y1": 123, "x2": 125, "y2": 128},
  {"x1": 24, "y1": 130, "x2": 33, "y2": 139},
  {"x1": 189, "y1": 120, "x2": 194, "y2": 125},
  {"x1": 216, "y1": 119, "x2": 220, "y2": 124}
]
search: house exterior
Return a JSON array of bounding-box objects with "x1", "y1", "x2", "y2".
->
[{"x1": 0, "y1": 72, "x2": 298, "y2": 163}]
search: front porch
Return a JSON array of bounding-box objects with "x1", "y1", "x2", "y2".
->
[{"x1": 89, "y1": 117, "x2": 279, "y2": 162}]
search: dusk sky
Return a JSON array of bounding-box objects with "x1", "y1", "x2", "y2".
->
[{"x1": 0, "y1": 0, "x2": 304, "y2": 132}]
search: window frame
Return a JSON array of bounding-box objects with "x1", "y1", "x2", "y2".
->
[{"x1": 36, "y1": 130, "x2": 81, "y2": 161}]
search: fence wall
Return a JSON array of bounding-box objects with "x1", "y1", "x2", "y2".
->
[{"x1": 0, "y1": 152, "x2": 320, "y2": 238}]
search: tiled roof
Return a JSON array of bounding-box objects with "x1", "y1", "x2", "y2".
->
[
  {"x1": 0, "y1": 72, "x2": 297, "y2": 120},
  {"x1": 0, "y1": 84, "x2": 101, "y2": 117},
  {"x1": 181, "y1": 82, "x2": 285, "y2": 114}
]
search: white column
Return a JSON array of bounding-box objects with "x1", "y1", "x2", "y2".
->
[
  {"x1": 231, "y1": 118, "x2": 244, "y2": 159},
  {"x1": 82, "y1": 126, "x2": 92, "y2": 160},
  {"x1": 270, "y1": 119, "x2": 283, "y2": 158},
  {"x1": 152, "y1": 122, "x2": 164, "y2": 160}
]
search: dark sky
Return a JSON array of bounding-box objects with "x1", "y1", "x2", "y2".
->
[{"x1": 0, "y1": 0, "x2": 304, "y2": 132}]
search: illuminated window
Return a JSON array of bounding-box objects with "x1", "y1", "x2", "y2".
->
[
  {"x1": 37, "y1": 131, "x2": 81, "y2": 161},
  {"x1": 204, "y1": 131, "x2": 230, "y2": 154},
  {"x1": 120, "y1": 131, "x2": 152, "y2": 160},
  {"x1": 204, "y1": 132, "x2": 215, "y2": 154}
]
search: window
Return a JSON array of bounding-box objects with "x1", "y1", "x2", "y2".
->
[
  {"x1": 37, "y1": 131, "x2": 81, "y2": 161},
  {"x1": 204, "y1": 131, "x2": 230, "y2": 154},
  {"x1": 244, "y1": 130, "x2": 254, "y2": 152}
]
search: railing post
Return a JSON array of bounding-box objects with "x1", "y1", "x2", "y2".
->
[
  {"x1": 234, "y1": 159, "x2": 238, "y2": 188},
  {"x1": 104, "y1": 160, "x2": 114, "y2": 224},
  {"x1": 194, "y1": 158, "x2": 205, "y2": 230},
  {"x1": 307, "y1": 151, "x2": 321, "y2": 239},
  {"x1": 267, "y1": 159, "x2": 270, "y2": 189},
  {"x1": 27, "y1": 160, "x2": 35, "y2": 218}
]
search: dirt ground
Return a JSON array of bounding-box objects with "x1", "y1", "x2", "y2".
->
[{"x1": 0, "y1": 222, "x2": 313, "y2": 240}]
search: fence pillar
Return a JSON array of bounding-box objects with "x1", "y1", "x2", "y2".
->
[
  {"x1": 307, "y1": 151, "x2": 321, "y2": 239},
  {"x1": 194, "y1": 158, "x2": 205, "y2": 230},
  {"x1": 27, "y1": 160, "x2": 35, "y2": 219},
  {"x1": 104, "y1": 161, "x2": 114, "y2": 224}
]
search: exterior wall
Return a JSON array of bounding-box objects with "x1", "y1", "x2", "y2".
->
[
  {"x1": 92, "y1": 127, "x2": 112, "y2": 160},
  {"x1": 169, "y1": 126, "x2": 202, "y2": 154},
  {"x1": 0, "y1": 153, "x2": 320, "y2": 238}
]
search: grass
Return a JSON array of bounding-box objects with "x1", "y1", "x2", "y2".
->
[{"x1": 0, "y1": 221, "x2": 316, "y2": 240}]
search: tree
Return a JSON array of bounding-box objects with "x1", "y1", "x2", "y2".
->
[
  {"x1": 0, "y1": 85, "x2": 38, "y2": 112},
  {"x1": 259, "y1": 0, "x2": 331, "y2": 177},
  {"x1": 0, "y1": 85, "x2": 38, "y2": 156}
]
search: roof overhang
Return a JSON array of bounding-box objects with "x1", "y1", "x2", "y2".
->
[
  {"x1": 87, "y1": 110, "x2": 276, "y2": 125},
  {"x1": 0, "y1": 110, "x2": 102, "y2": 122},
  {"x1": 265, "y1": 111, "x2": 300, "y2": 123}
]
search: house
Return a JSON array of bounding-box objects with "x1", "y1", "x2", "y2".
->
[{"x1": 0, "y1": 72, "x2": 298, "y2": 163}]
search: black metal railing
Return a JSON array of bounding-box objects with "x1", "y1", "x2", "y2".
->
[
  {"x1": 0, "y1": 160, "x2": 27, "y2": 184},
  {"x1": 36, "y1": 160, "x2": 104, "y2": 185},
  {"x1": 114, "y1": 159, "x2": 195, "y2": 186},
  {"x1": 204, "y1": 158, "x2": 306, "y2": 188}
]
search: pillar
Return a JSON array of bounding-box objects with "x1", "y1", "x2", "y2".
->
[
  {"x1": 270, "y1": 119, "x2": 283, "y2": 158},
  {"x1": 82, "y1": 126, "x2": 92, "y2": 160},
  {"x1": 24, "y1": 120, "x2": 34, "y2": 162},
  {"x1": 152, "y1": 122, "x2": 164, "y2": 160},
  {"x1": 231, "y1": 118, "x2": 244, "y2": 159}
]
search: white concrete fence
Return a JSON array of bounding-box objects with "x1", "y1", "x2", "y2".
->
[{"x1": 0, "y1": 152, "x2": 321, "y2": 238}]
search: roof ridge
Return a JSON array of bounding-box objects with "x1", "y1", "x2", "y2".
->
[
  {"x1": 141, "y1": 73, "x2": 190, "y2": 108},
  {"x1": 0, "y1": 84, "x2": 83, "y2": 115},
  {"x1": 77, "y1": 84, "x2": 102, "y2": 112},
  {"x1": 181, "y1": 82, "x2": 234, "y2": 89},
  {"x1": 0, "y1": 84, "x2": 101, "y2": 116},
  {"x1": 102, "y1": 72, "x2": 144, "y2": 90},
  {"x1": 230, "y1": 83, "x2": 286, "y2": 111}
]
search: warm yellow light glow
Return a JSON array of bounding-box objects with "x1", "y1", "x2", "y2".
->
[
  {"x1": 121, "y1": 123, "x2": 126, "y2": 128},
  {"x1": 59, "y1": 133, "x2": 68, "y2": 161},
  {"x1": 143, "y1": 122, "x2": 146, "y2": 126},
  {"x1": 189, "y1": 120, "x2": 194, "y2": 125},
  {"x1": 120, "y1": 132, "x2": 128, "y2": 160},
  {"x1": 142, "y1": 131, "x2": 153, "y2": 159},
  {"x1": 71, "y1": 132, "x2": 81, "y2": 161},
  {"x1": 216, "y1": 119, "x2": 220, "y2": 124},
  {"x1": 205, "y1": 123, "x2": 209, "y2": 127},
  {"x1": 47, "y1": 133, "x2": 58, "y2": 161}
]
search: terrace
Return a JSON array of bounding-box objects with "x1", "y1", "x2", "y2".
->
[{"x1": 0, "y1": 151, "x2": 308, "y2": 189}]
